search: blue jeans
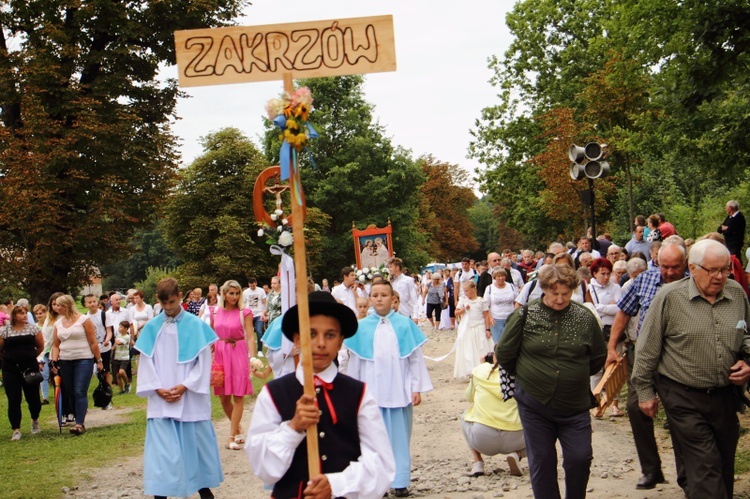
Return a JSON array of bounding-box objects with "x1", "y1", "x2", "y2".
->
[
  {"x1": 253, "y1": 315, "x2": 265, "y2": 351},
  {"x1": 59, "y1": 358, "x2": 95, "y2": 426},
  {"x1": 514, "y1": 385, "x2": 593, "y2": 499},
  {"x1": 489, "y1": 319, "x2": 507, "y2": 344}
]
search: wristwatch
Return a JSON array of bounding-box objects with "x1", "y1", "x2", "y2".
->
[
  {"x1": 96, "y1": 358, "x2": 103, "y2": 363},
  {"x1": 485, "y1": 328, "x2": 491, "y2": 332}
]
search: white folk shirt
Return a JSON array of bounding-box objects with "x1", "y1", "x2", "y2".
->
[
  {"x1": 246, "y1": 363, "x2": 396, "y2": 498},
  {"x1": 135, "y1": 322, "x2": 212, "y2": 422},
  {"x1": 346, "y1": 316, "x2": 433, "y2": 408},
  {"x1": 391, "y1": 273, "x2": 418, "y2": 318}
]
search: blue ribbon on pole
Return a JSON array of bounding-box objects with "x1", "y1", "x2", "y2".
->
[{"x1": 273, "y1": 115, "x2": 319, "y2": 181}]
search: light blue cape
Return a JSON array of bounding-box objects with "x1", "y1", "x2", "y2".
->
[
  {"x1": 135, "y1": 310, "x2": 217, "y2": 363},
  {"x1": 344, "y1": 311, "x2": 427, "y2": 360},
  {"x1": 262, "y1": 316, "x2": 283, "y2": 351}
]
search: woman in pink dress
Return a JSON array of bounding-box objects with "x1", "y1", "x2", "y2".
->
[{"x1": 211, "y1": 280, "x2": 255, "y2": 450}]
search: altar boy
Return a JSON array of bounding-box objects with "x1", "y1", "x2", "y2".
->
[
  {"x1": 344, "y1": 281, "x2": 433, "y2": 497},
  {"x1": 246, "y1": 291, "x2": 395, "y2": 498},
  {"x1": 135, "y1": 278, "x2": 222, "y2": 499}
]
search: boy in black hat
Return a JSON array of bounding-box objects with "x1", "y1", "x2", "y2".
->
[{"x1": 246, "y1": 291, "x2": 395, "y2": 498}]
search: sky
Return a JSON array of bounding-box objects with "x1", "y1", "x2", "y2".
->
[{"x1": 164, "y1": 1, "x2": 516, "y2": 188}]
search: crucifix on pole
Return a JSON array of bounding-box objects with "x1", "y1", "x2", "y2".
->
[{"x1": 173, "y1": 15, "x2": 397, "y2": 478}]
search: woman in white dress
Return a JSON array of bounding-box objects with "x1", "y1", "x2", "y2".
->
[
  {"x1": 483, "y1": 269, "x2": 518, "y2": 343},
  {"x1": 453, "y1": 280, "x2": 493, "y2": 379}
]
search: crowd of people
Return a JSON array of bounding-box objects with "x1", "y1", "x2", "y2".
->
[{"x1": 0, "y1": 202, "x2": 749, "y2": 499}]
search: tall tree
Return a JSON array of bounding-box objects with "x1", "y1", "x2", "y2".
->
[
  {"x1": 101, "y1": 221, "x2": 181, "y2": 291},
  {"x1": 163, "y1": 128, "x2": 328, "y2": 286},
  {"x1": 417, "y1": 155, "x2": 478, "y2": 261},
  {"x1": 0, "y1": 1, "x2": 246, "y2": 303},
  {"x1": 263, "y1": 76, "x2": 430, "y2": 276},
  {"x1": 162, "y1": 128, "x2": 330, "y2": 290}
]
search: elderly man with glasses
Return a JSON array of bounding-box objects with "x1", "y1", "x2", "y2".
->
[{"x1": 632, "y1": 238, "x2": 750, "y2": 498}]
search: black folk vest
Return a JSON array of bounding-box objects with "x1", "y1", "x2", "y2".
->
[{"x1": 266, "y1": 372, "x2": 364, "y2": 499}]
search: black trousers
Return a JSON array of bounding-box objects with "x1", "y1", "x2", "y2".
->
[
  {"x1": 657, "y1": 376, "x2": 738, "y2": 498},
  {"x1": 2, "y1": 365, "x2": 42, "y2": 429},
  {"x1": 625, "y1": 347, "x2": 663, "y2": 475}
]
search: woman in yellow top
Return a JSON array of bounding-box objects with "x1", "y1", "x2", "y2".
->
[{"x1": 462, "y1": 353, "x2": 526, "y2": 477}]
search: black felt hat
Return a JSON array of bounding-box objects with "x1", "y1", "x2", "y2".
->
[{"x1": 281, "y1": 291, "x2": 358, "y2": 340}]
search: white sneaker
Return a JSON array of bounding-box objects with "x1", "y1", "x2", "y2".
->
[
  {"x1": 11, "y1": 430, "x2": 21, "y2": 441},
  {"x1": 103, "y1": 403, "x2": 113, "y2": 411},
  {"x1": 31, "y1": 420, "x2": 40, "y2": 434},
  {"x1": 257, "y1": 351, "x2": 264, "y2": 358}
]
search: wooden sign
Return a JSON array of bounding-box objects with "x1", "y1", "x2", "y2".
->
[{"x1": 174, "y1": 15, "x2": 396, "y2": 88}]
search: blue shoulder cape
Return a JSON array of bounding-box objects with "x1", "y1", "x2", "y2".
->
[
  {"x1": 262, "y1": 316, "x2": 283, "y2": 351},
  {"x1": 135, "y1": 311, "x2": 217, "y2": 364},
  {"x1": 344, "y1": 311, "x2": 427, "y2": 360}
]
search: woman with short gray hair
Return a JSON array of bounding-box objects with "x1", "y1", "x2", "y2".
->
[{"x1": 496, "y1": 264, "x2": 606, "y2": 499}]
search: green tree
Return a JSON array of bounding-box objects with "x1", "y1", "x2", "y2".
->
[
  {"x1": 263, "y1": 76, "x2": 429, "y2": 276},
  {"x1": 162, "y1": 128, "x2": 330, "y2": 288},
  {"x1": 101, "y1": 220, "x2": 181, "y2": 291},
  {"x1": 0, "y1": 0, "x2": 246, "y2": 303}
]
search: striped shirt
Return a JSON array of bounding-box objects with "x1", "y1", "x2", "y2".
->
[{"x1": 632, "y1": 277, "x2": 750, "y2": 402}]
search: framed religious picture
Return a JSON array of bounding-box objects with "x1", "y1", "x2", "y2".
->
[{"x1": 352, "y1": 221, "x2": 394, "y2": 269}]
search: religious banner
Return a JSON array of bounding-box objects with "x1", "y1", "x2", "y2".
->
[
  {"x1": 174, "y1": 15, "x2": 396, "y2": 87},
  {"x1": 352, "y1": 221, "x2": 393, "y2": 270}
]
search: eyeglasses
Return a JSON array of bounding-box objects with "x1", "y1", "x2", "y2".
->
[{"x1": 695, "y1": 264, "x2": 730, "y2": 278}]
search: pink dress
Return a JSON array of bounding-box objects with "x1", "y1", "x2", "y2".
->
[{"x1": 212, "y1": 307, "x2": 254, "y2": 396}]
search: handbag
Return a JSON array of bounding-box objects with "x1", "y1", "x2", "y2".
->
[
  {"x1": 210, "y1": 361, "x2": 224, "y2": 388},
  {"x1": 23, "y1": 368, "x2": 43, "y2": 385},
  {"x1": 92, "y1": 370, "x2": 113, "y2": 408}
]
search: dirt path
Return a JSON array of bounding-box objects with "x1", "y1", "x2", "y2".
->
[{"x1": 67, "y1": 325, "x2": 750, "y2": 498}]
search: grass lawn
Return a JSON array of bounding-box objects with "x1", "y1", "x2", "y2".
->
[{"x1": 0, "y1": 356, "x2": 270, "y2": 498}]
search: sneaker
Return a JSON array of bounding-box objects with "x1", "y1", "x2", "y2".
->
[
  {"x1": 103, "y1": 402, "x2": 113, "y2": 411},
  {"x1": 11, "y1": 430, "x2": 21, "y2": 441},
  {"x1": 41, "y1": 399, "x2": 49, "y2": 405},
  {"x1": 470, "y1": 461, "x2": 485, "y2": 477},
  {"x1": 257, "y1": 351, "x2": 264, "y2": 358},
  {"x1": 125, "y1": 384, "x2": 131, "y2": 394},
  {"x1": 31, "y1": 420, "x2": 40, "y2": 434}
]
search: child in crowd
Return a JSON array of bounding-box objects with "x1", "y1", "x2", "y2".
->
[
  {"x1": 345, "y1": 281, "x2": 433, "y2": 497},
  {"x1": 246, "y1": 291, "x2": 395, "y2": 498},
  {"x1": 391, "y1": 290, "x2": 401, "y2": 314},
  {"x1": 135, "y1": 278, "x2": 222, "y2": 499},
  {"x1": 112, "y1": 321, "x2": 131, "y2": 395},
  {"x1": 356, "y1": 296, "x2": 369, "y2": 320}
]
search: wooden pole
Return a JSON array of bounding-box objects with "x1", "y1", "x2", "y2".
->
[{"x1": 283, "y1": 73, "x2": 320, "y2": 478}]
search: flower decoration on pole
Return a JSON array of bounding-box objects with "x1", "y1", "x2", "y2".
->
[
  {"x1": 257, "y1": 209, "x2": 294, "y2": 248},
  {"x1": 265, "y1": 86, "x2": 319, "y2": 183}
]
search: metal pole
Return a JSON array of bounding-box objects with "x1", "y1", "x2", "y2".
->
[{"x1": 588, "y1": 177, "x2": 596, "y2": 239}]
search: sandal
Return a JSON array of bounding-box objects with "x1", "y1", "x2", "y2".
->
[
  {"x1": 69, "y1": 425, "x2": 85, "y2": 435},
  {"x1": 225, "y1": 440, "x2": 241, "y2": 451},
  {"x1": 234, "y1": 434, "x2": 245, "y2": 445},
  {"x1": 611, "y1": 406, "x2": 624, "y2": 417}
]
